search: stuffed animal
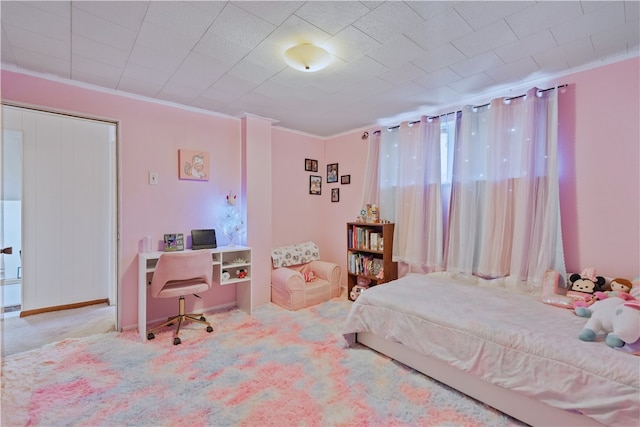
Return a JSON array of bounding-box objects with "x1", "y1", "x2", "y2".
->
[
  {"x1": 575, "y1": 297, "x2": 640, "y2": 349},
  {"x1": 610, "y1": 278, "x2": 633, "y2": 294},
  {"x1": 303, "y1": 270, "x2": 316, "y2": 282},
  {"x1": 236, "y1": 269, "x2": 247, "y2": 279},
  {"x1": 567, "y1": 268, "x2": 606, "y2": 303},
  {"x1": 350, "y1": 285, "x2": 368, "y2": 301}
]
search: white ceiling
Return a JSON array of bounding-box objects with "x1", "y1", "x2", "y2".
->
[{"x1": 2, "y1": 1, "x2": 639, "y2": 137}]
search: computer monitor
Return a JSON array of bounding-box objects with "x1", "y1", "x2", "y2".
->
[{"x1": 191, "y1": 229, "x2": 217, "y2": 250}]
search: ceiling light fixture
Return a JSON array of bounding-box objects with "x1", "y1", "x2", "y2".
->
[{"x1": 283, "y1": 43, "x2": 332, "y2": 72}]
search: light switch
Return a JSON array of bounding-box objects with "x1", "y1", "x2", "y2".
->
[{"x1": 149, "y1": 172, "x2": 158, "y2": 185}]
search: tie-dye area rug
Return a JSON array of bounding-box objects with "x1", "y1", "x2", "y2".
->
[{"x1": 2, "y1": 297, "x2": 523, "y2": 426}]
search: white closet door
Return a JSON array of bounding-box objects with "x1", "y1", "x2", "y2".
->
[{"x1": 3, "y1": 106, "x2": 116, "y2": 311}]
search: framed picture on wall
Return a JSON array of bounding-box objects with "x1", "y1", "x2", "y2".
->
[
  {"x1": 305, "y1": 158, "x2": 318, "y2": 172},
  {"x1": 331, "y1": 188, "x2": 340, "y2": 202},
  {"x1": 341, "y1": 175, "x2": 351, "y2": 184},
  {"x1": 309, "y1": 175, "x2": 322, "y2": 195},
  {"x1": 179, "y1": 149, "x2": 209, "y2": 181},
  {"x1": 327, "y1": 163, "x2": 338, "y2": 183}
]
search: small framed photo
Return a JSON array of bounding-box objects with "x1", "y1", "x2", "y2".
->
[
  {"x1": 305, "y1": 158, "x2": 318, "y2": 172},
  {"x1": 327, "y1": 163, "x2": 338, "y2": 183},
  {"x1": 341, "y1": 175, "x2": 351, "y2": 185},
  {"x1": 163, "y1": 233, "x2": 185, "y2": 251},
  {"x1": 331, "y1": 188, "x2": 340, "y2": 202},
  {"x1": 309, "y1": 175, "x2": 322, "y2": 195}
]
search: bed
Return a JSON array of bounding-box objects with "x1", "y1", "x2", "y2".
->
[{"x1": 343, "y1": 273, "x2": 640, "y2": 427}]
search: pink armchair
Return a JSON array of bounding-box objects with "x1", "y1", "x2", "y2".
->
[{"x1": 271, "y1": 241, "x2": 342, "y2": 311}]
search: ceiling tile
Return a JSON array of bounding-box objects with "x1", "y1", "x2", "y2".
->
[
  {"x1": 625, "y1": 0, "x2": 640, "y2": 22},
  {"x1": 406, "y1": 1, "x2": 460, "y2": 21},
  {"x1": 136, "y1": 20, "x2": 201, "y2": 54},
  {"x1": 412, "y1": 43, "x2": 466, "y2": 73},
  {"x1": 1, "y1": 1, "x2": 70, "y2": 41},
  {"x1": 448, "y1": 72, "x2": 496, "y2": 94},
  {"x1": 295, "y1": 1, "x2": 370, "y2": 36},
  {"x1": 493, "y1": 30, "x2": 558, "y2": 63},
  {"x1": 127, "y1": 44, "x2": 184, "y2": 73},
  {"x1": 71, "y1": 55, "x2": 121, "y2": 88},
  {"x1": 366, "y1": 36, "x2": 425, "y2": 68},
  {"x1": 208, "y1": 3, "x2": 276, "y2": 49},
  {"x1": 170, "y1": 52, "x2": 229, "y2": 88},
  {"x1": 449, "y1": 51, "x2": 504, "y2": 78},
  {"x1": 72, "y1": 7, "x2": 137, "y2": 52},
  {"x1": 227, "y1": 58, "x2": 279, "y2": 85},
  {"x1": 156, "y1": 82, "x2": 203, "y2": 105},
  {"x1": 414, "y1": 67, "x2": 461, "y2": 90},
  {"x1": 353, "y1": 1, "x2": 425, "y2": 44},
  {"x1": 551, "y1": 2, "x2": 626, "y2": 45},
  {"x1": 327, "y1": 25, "x2": 381, "y2": 62},
  {"x1": 2, "y1": 0, "x2": 637, "y2": 137},
  {"x1": 144, "y1": 1, "x2": 216, "y2": 40},
  {"x1": 3, "y1": 24, "x2": 69, "y2": 61},
  {"x1": 506, "y1": 1, "x2": 583, "y2": 38},
  {"x1": 72, "y1": 35, "x2": 129, "y2": 69},
  {"x1": 453, "y1": 0, "x2": 534, "y2": 30},
  {"x1": 119, "y1": 62, "x2": 172, "y2": 91},
  {"x1": 485, "y1": 57, "x2": 539, "y2": 83},
  {"x1": 117, "y1": 73, "x2": 165, "y2": 98},
  {"x1": 532, "y1": 37, "x2": 595, "y2": 71},
  {"x1": 232, "y1": 1, "x2": 302, "y2": 26},
  {"x1": 72, "y1": 1, "x2": 147, "y2": 32},
  {"x1": 451, "y1": 20, "x2": 517, "y2": 58},
  {"x1": 11, "y1": 49, "x2": 70, "y2": 77},
  {"x1": 377, "y1": 62, "x2": 427, "y2": 84},
  {"x1": 406, "y1": 8, "x2": 473, "y2": 51},
  {"x1": 592, "y1": 21, "x2": 640, "y2": 54},
  {"x1": 193, "y1": 31, "x2": 251, "y2": 66}
]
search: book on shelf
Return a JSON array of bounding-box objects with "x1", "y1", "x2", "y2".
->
[
  {"x1": 350, "y1": 226, "x2": 384, "y2": 251},
  {"x1": 348, "y1": 252, "x2": 384, "y2": 277}
]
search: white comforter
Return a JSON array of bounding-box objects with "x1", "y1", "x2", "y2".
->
[{"x1": 343, "y1": 273, "x2": 640, "y2": 427}]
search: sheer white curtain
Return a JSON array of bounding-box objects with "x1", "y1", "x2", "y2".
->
[
  {"x1": 445, "y1": 88, "x2": 566, "y2": 291},
  {"x1": 378, "y1": 117, "x2": 444, "y2": 271}
]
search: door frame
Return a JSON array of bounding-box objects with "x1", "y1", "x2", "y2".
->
[{"x1": 1, "y1": 102, "x2": 122, "y2": 330}]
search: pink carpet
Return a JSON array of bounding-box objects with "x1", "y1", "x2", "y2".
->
[{"x1": 2, "y1": 298, "x2": 524, "y2": 426}]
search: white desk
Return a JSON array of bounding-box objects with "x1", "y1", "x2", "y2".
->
[{"x1": 137, "y1": 246, "x2": 252, "y2": 341}]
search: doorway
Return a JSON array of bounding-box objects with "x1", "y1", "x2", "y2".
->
[
  {"x1": 1, "y1": 105, "x2": 118, "y2": 331},
  {"x1": 1, "y1": 129, "x2": 22, "y2": 315}
]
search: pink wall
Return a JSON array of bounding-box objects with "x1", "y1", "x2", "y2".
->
[
  {"x1": 2, "y1": 71, "x2": 243, "y2": 328},
  {"x1": 556, "y1": 57, "x2": 640, "y2": 279},
  {"x1": 270, "y1": 128, "x2": 327, "y2": 248}
]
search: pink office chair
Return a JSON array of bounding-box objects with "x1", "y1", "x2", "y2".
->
[{"x1": 147, "y1": 251, "x2": 214, "y2": 345}]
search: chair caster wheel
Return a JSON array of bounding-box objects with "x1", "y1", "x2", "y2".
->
[
  {"x1": 173, "y1": 337, "x2": 181, "y2": 345},
  {"x1": 200, "y1": 316, "x2": 206, "y2": 321},
  {"x1": 147, "y1": 333, "x2": 155, "y2": 340},
  {"x1": 206, "y1": 326, "x2": 213, "y2": 333}
]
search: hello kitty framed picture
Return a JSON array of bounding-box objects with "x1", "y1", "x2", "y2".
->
[{"x1": 179, "y1": 149, "x2": 209, "y2": 181}]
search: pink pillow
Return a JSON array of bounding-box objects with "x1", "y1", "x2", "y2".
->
[{"x1": 303, "y1": 271, "x2": 316, "y2": 282}]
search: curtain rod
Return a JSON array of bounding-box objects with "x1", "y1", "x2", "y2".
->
[{"x1": 375, "y1": 84, "x2": 567, "y2": 133}]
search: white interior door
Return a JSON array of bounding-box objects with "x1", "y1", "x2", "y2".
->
[{"x1": 2, "y1": 105, "x2": 116, "y2": 313}]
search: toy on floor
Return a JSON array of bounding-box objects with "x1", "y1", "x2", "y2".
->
[{"x1": 575, "y1": 296, "x2": 640, "y2": 351}]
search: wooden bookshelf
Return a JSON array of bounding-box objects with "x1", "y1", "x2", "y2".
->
[{"x1": 346, "y1": 222, "x2": 398, "y2": 301}]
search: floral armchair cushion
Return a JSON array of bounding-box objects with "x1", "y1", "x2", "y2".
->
[{"x1": 271, "y1": 241, "x2": 320, "y2": 268}]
